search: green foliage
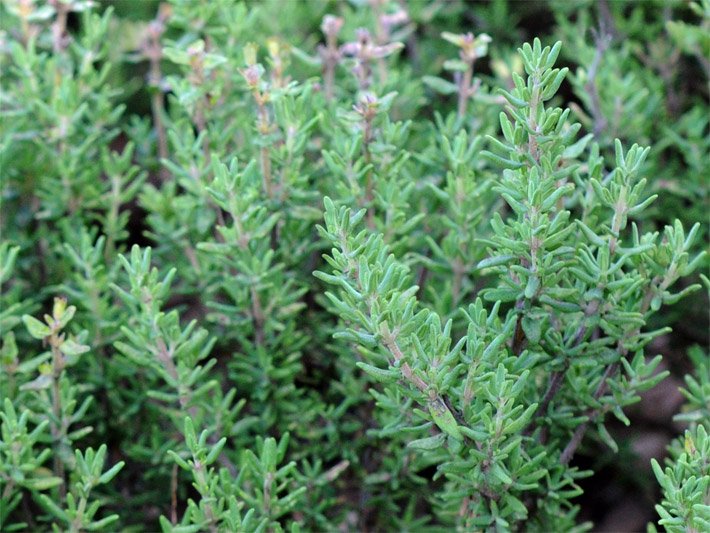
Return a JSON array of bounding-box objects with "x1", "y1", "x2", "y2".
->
[
  {"x1": 650, "y1": 346, "x2": 710, "y2": 533},
  {"x1": 0, "y1": 0, "x2": 707, "y2": 531},
  {"x1": 316, "y1": 39, "x2": 704, "y2": 528}
]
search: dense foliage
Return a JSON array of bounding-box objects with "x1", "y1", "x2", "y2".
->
[{"x1": 1, "y1": 0, "x2": 708, "y2": 531}]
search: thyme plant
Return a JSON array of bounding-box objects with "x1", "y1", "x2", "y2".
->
[{"x1": 1, "y1": 0, "x2": 707, "y2": 531}]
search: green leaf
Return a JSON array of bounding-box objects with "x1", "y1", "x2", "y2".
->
[
  {"x1": 481, "y1": 150, "x2": 525, "y2": 169},
  {"x1": 262, "y1": 437, "x2": 277, "y2": 472},
  {"x1": 521, "y1": 316, "x2": 541, "y2": 344},
  {"x1": 60, "y1": 339, "x2": 90, "y2": 357},
  {"x1": 476, "y1": 255, "x2": 516, "y2": 270},
  {"x1": 205, "y1": 438, "x2": 227, "y2": 466},
  {"x1": 167, "y1": 450, "x2": 191, "y2": 471},
  {"x1": 1, "y1": 331, "x2": 18, "y2": 363},
  {"x1": 428, "y1": 398, "x2": 464, "y2": 441},
  {"x1": 35, "y1": 493, "x2": 68, "y2": 521},
  {"x1": 541, "y1": 68, "x2": 568, "y2": 101},
  {"x1": 88, "y1": 514, "x2": 120, "y2": 530},
  {"x1": 422, "y1": 76, "x2": 458, "y2": 95},
  {"x1": 443, "y1": 59, "x2": 469, "y2": 72},
  {"x1": 22, "y1": 315, "x2": 51, "y2": 339},
  {"x1": 23, "y1": 476, "x2": 64, "y2": 491},
  {"x1": 163, "y1": 46, "x2": 191, "y2": 66},
  {"x1": 56, "y1": 305, "x2": 76, "y2": 330},
  {"x1": 407, "y1": 433, "x2": 446, "y2": 450},
  {"x1": 490, "y1": 463, "x2": 513, "y2": 485},
  {"x1": 356, "y1": 362, "x2": 399, "y2": 383},
  {"x1": 596, "y1": 423, "x2": 618, "y2": 453},
  {"x1": 441, "y1": 32, "x2": 465, "y2": 47},
  {"x1": 183, "y1": 418, "x2": 197, "y2": 451},
  {"x1": 524, "y1": 275, "x2": 540, "y2": 299},
  {"x1": 20, "y1": 374, "x2": 52, "y2": 392},
  {"x1": 98, "y1": 461, "x2": 125, "y2": 485}
]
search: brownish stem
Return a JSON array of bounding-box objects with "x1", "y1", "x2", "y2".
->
[
  {"x1": 1, "y1": 479, "x2": 15, "y2": 501},
  {"x1": 104, "y1": 173, "x2": 121, "y2": 261},
  {"x1": 560, "y1": 361, "x2": 618, "y2": 465},
  {"x1": 143, "y1": 8, "x2": 171, "y2": 181},
  {"x1": 183, "y1": 243, "x2": 202, "y2": 274},
  {"x1": 250, "y1": 285, "x2": 265, "y2": 346},
  {"x1": 194, "y1": 104, "x2": 210, "y2": 156},
  {"x1": 170, "y1": 463, "x2": 178, "y2": 524},
  {"x1": 586, "y1": 28, "x2": 611, "y2": 139},
  {"x1": 51, "y1": 0, "x2": 68, "y2": 53},
  {"x1": 527, "y1": 364, "x2": 567, "y2": 433},
  {"x1": 524, "y1": 321, "x2": 591, "y2": 437},
  {"x1": 260, "y1": 145, "x2": 273, "y2": 199},
  {"x1": 372, "y1": 2, "x2": 388, "y2": 85},
  {"x1": 193, "y1": 460, "x2": 218, "y2": 533},
  {"x1": 415, "y1": 263, "x2": 430, "y2": 299},
  {"x1": 597, "y1": 0, "x2": 617, "y2": 40},
  {"x1": 155, "y1": 337, "x2": 237, "y2": 476},
  {"x1": 511, "y1": 301, "x2": 527, "y2": 356},
  {"x1": 147, "y1": 44, "x2": 169, "y2": 177},
  {"x1": 230, "y1": 210, "x2": 267, "y2": 347},
  {"x1": 320, "y1": 21, "x2": 342, "y2": 102},
  {"x1": 380, "y1": 325, "x2": 429, "y2": 393},
  {"x1": 457, "y1": 61, "x2": 474, "y2": 119},
  {"x1": 49, "y1": 336, "x2": 66, "y2": 501},
  {"x1": 557, "y1": 201, "x2": 670, "y2": 464},
  {"x1": 451, "y1": 257, "x2": 464, "y2": 306},
  {"x1": 151, "y1": 89, "x2": 169, "y2": 178},
  {"x1": 362, "y1": 117, "x2": 375, "y2": 228},
  {"x1": 323, "y1": 63, "x2": 336, "y2": 101}
]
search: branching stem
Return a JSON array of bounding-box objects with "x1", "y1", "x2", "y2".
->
[
  {"x1": 48, "y1": 330, "x2": 66, "y2": 501},
  {"x1": 560, "y1": 361, "x2": 618, "y2": 465},
  {"x1": 380, "y1": 324, "x2": 429, "y2": 394}
]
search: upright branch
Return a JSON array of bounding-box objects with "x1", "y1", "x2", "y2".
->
[
  {"x1": 441, "y1": 32, "x2": 491, "y2": 120},
  {"x1": 318, "y1": 15, "x2": 344, "y2": 102},
  {"x1": 341, "y1": 28, "x2": 403, "y2": 91},
  {"x1": 560, "y1": 233, "x2": 700, "y2": 464},
  {"x1": 185, "y1": 41, "x2": 211, "y2": 156},
  {"x1": 353, "y1": 93, "x2": 379, "y2": 227},
  {"x1": 50, "y1": 0, "x2": 69, "y2": 53},
  {"x1": 48, "y1": 320, "x2": 67, "y2": 500},
  {"x1": 371, "y1": 0, "x2": 409, "y2": 84},
  {"x1": 585, "y1": 27, "x2": 612, "y2": 139},
  {"x1": 379, "y1": 323, "x2": 430, "y2": 394},
  {"x1": 240, "y1": 49, "x2": 274, "y2": 200},
  {"x1": 21, "y1": 298, "x2": 91, "y2": 502},
  {"x1": 141, "y1": 4, "x2": 171, "y2": 182},
  {"x1": 558, "y1": 143, "x2": 703, "y2": 463}
]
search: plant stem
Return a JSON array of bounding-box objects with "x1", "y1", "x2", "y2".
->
[
  {"x1": 319, "y1": 15, "x2": 343, "y2": 102},
  {"x1": 361, "y1": 109, "x2": 375, "y2": 228},
  {"x1": 586, "y1": 28, "x2": 611, "y2": 139},
  {"x1": 232, "y1": 211, "x2": 267, "y2": 347},
  {"x1": 104, "y1": 172, "x2": 121, "y2": 261},
  {"x1": 143, "y1": 12, "x2": 170, "y2": 181},
  {"x1": 69, "y1": 493, "x2": 88, "y2": 533},
  {"x1": 560, "y1": 277, "x2": 659, "y2": 464},
  {"x1": 380, "y1": 323, "x2": 429, "y2": 394},
  {"x1": 49, "y1": 333, "x2": 66, "y2": 501},
  {"x1": 193, "y1": 460, "x2": 218, "y2": 533},
  {"x1": 560, "y1": 361, "x2": 618, "y2": 465},
  {"x1": 524, "y1": 316, "x2": 596, "y2": 438},
  {"x1": 451, "y1": 257, "x2": 464, "y2": 305},
  {"x1": 250, "y1": 285, "x2": 265, "y2": 346},
  {"x1": 51, "y1": 0, "x2": 68, "y2": 53},
  {"x1": 457, "y1": 61, "x2": 474, "y2": 119},
  {"x1": 170, "y1": 463, "x2": 178, "y2": 524},
  {"x1": 511, "y1": 299, "x2": 527, "y2": 356}
]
